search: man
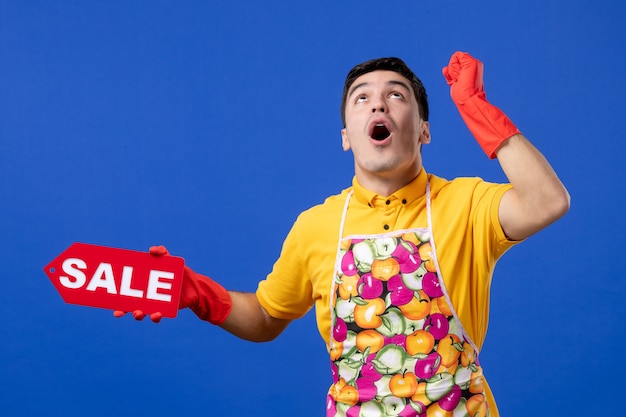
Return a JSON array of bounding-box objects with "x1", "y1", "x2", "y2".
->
[{"x1": 119, "y1": 51, "x2": 570, "y2": 416}]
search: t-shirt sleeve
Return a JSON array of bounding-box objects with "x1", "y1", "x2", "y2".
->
[
  {"x1": 472, "y1": 181, "x2": 520, "y2": 261},
  {"x1": 433, "y1": 177, "x2": 523, "y2": 348},
  {"x1": 256, "y1": 215, "x2": 314, "y2": 320}
]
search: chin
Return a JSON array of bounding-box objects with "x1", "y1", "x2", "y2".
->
[{"x1": 363, "y1": 158, "x2": 404, "y2": 174}]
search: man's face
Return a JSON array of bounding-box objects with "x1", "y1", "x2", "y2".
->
[{"x1": 341, "y1": 70, "x2": 430, "y2": 185}]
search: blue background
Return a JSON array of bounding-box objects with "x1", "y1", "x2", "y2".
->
[{"x1": 1, "y1": 1, "x2": 624, "y2": 415}]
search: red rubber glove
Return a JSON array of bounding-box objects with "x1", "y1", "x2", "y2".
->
[
  {"x1": 114, "y1": 246, "x2": 232, "y2": 325},
  {"x1": 442, "y1": 51, "x2": 520, "y2": 159}
]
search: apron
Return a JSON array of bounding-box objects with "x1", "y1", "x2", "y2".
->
[{"x1": 326, "y1": 183, "x2": 490, "y2": 417}]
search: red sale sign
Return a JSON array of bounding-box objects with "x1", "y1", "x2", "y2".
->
[{"x1": 44, "y1": 243, "x2": 185, "y2": 318}]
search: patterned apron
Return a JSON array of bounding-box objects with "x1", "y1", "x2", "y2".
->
[{"x1": 326, "y1": 183, "x2": 490, "y2": 417}]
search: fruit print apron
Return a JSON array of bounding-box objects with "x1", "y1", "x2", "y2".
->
[{"x1": 327, "y1": 183, "x2": 490, "y2": 417}]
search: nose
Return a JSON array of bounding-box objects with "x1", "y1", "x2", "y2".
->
[{"x1": 371, "y1": 95, "x2": 386, "y2": 113}]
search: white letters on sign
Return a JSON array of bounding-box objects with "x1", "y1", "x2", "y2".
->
[
  {"x1": 58, "y1": 258, "x2": 173, "y2": 302},
  {"x1": 147, "y1": 270, "x2": 174, "y2": 302},
  {"x1": 60, "y1": 258, "x2": 87, "y2": 289}
]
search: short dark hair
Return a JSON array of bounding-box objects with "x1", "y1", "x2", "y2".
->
[{"x1": 340, "y1": 57, "x2": 429, "y2": 127}]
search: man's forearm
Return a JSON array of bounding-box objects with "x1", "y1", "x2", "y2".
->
[
  {"x1": 496, "y1": 133, "x2": 570, "y2": 241},
  {"x1": 219, "y1": 291, "x2": 291, "y2": 342}
]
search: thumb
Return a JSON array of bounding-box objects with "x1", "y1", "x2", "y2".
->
[
  {"x1": 149, "y1": 245, "x2": 170, "y2": 256},
  {"x1": 443, "y1": 52, "x2": 462, "y2": 83},
  {"x1": 442, "y1": 66, "x2": 455, "y2": 86}
]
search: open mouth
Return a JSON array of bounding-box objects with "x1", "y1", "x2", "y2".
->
[{"x1": 370, "y1": 123, "x2": 391, "y2": 141}]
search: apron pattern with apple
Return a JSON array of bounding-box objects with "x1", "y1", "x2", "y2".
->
[{"x1": 327, "y1": 193, "x2": 490, "y2": 417}]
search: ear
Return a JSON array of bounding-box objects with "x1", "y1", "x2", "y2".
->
[
  {"x1": 341, "y1": 128, "x2": 351, "y2": 151},
  {"x1": 419, "y1": 121, "x2": 431, "y2": 145}
]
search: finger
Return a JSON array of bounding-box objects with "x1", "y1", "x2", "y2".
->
[
  {"x1": 457, "y1": 51, "x2": 481, "y2": 69},
  {"x1": 150, "y1": 312, "x2": 163, "y2": 323},
  {"x1": 132, "y1": 310, "x2": 147, "y2": 321},
  {"x1": 461, "y1": 56, "x2": 484, "y2": 92},
  {"x1": 113, "y1": 310, "x2": 127, "y2": 318},
  {"x1": 452, "y1": 50, "x2": 465, "y2": 58}
]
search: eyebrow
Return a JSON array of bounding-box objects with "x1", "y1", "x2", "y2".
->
[{"x1": 348, "y1": 79, "x2": 412, "y2": 99}]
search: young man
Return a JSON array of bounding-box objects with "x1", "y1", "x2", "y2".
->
[{"x1": 121, "y1": 51, "x2": 570, "y2": 416}]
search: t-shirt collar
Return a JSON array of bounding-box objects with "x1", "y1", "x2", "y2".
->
[{"x1": 352, "y1": 168, "x2": 428, "y2": 208}]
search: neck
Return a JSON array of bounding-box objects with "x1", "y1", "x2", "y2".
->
[{"x1": 354, "y1": 166, "x2": 421, "y2": 197}]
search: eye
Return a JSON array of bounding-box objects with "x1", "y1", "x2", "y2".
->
[
  {"x1": 355, "y1": 95, "x2": 367, "y2": 103},
  {"x1": 389, "y1": 91, "x2": 404, "y2": 99}
]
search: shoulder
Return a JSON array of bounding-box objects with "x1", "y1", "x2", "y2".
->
[
  {"x1": 428, "y1": 173, "x2": 511, "y2": 203},
  {"x1": 297, "y1": 186, "x2": 350, "y2": 220},
  {"x1": 427, "y1": 172, "x2": 515, "y2": 247},
  {"x1": 285, "y1": 188, "x2": 350, "y2": 255}
]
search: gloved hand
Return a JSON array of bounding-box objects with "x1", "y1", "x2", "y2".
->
[
  {"x1": 114, "y1": 245, "x2": 233, "y2": 325},
  {"x1": 442, "y1": 51, "x2": 520, "y2": 159}
]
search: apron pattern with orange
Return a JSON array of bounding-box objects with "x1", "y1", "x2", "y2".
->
[{"x1": 326, "y1": 184, "x2": 490, "y2": 417}]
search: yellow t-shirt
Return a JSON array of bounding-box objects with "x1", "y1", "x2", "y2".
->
[{"x1": 256, "y1": 168, "x2": 518, "y2": 413}]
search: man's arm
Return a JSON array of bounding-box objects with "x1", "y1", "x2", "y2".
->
[
  {"x1": 118, "y1": 245, "x2": 292, "y2": 341},
  {"x1": 442, "y1": 51, "x2": 570, "y2": 241},
  {"x1": 496, "y1": 134, "x2": 570, "y2": 241},
  {"x1": 220, "y1": 291, "x2": 292, "y2": 342}
]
